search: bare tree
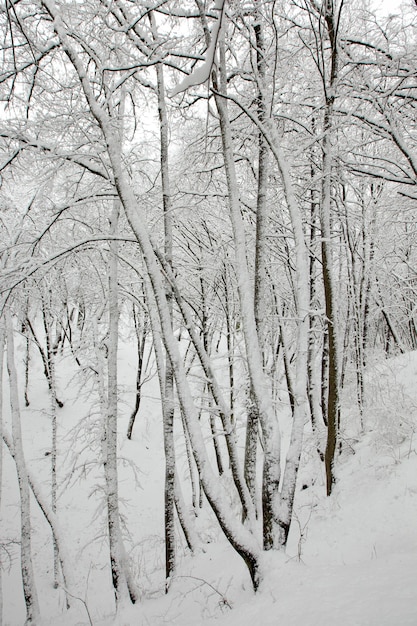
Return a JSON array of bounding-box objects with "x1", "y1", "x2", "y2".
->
[{"x1": 5, "y1": 308, "x2": 41, "y2": 625}]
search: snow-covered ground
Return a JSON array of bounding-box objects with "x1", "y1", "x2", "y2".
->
[{"x1": 1, "y1": 343, "x2": 417, "y2": 625}]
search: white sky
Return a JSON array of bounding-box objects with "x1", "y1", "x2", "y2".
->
[{"x1": 379, "y1": 0, "x2": 414, "y2": 12}]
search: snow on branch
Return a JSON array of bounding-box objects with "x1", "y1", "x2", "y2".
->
[{"x1": 170, "y1": 0, "x2": 225, "y2": 96}]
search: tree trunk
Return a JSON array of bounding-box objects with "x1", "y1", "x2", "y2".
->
[
  {"x1": 6, "y1": 309, "x2": 41, "y2": 625},
  {"x1": 244, "y1": 11, "x2": 270, "y2": 520},
  {"x1": 321, "y1": 0, "x2": 341, "y2": 497},
  {"x1": 153, "y1": 44, "x2": 176, "y2": 590},
  {"x1": 145, "y1": 279, "x2": 202, "y2": 556},
  {"x1": 307, "y1": 127, "x2": 325, "y2": 441},
  {"x1": 126, "y1": 304, "x2": 148, "y2": 440},
  {"x1": 105, "y1": 196, "x2": 137, "y2": 607},
  {"x1": 41, "y1": 303, "x2": 59, "y2": 587}
]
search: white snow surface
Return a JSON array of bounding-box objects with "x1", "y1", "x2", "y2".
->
[{"x1": 1, "y1": 342, "x2": 417, "y2": 625}]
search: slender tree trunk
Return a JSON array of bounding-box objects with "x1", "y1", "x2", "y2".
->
[
  {"x1": 244, "y1": 11, "x2": 270, "y2": 519},
  {"x1": 41, "y1": 304, "x2": 59, "y2": 587},
  {"x1": 356, "y1": 185, "x2": 376, "y2": 422},
  {"x1": 174, "y1": 471, "x2": 200, "y2": 553},
  {"x1": 243, "y1": 393, "x2": 257, "y2": 519},
  {"x1": 209, "y1": 410, "x2": 225, "y2": 477},
  {"x1": 198, "y1": 254, "x2": 226, "y2": 477},
  {"x1": 238, "y1": 86, "x2": 311, "y2": 550},
  {"x1": 5, "y1": 309, "x2": 41, "y2": 625},
  {"x1": 307, "y1": 129, "x2": 325, "y2": 439},
  {"x1": 22, "y1": 303, "x2": 30, "y2": 408},
  {"x1": 144, "y1": 280, "x2": 200, "y2": 558},
  {"x1": 126, "y1": 305, "x2": 148, "y2": 440},
  {"x1": 24, "y1": 317, "x2": 63, "y2": 409},
  {"x1": 321, "y1": 0, "x2": 341, "y2": 496},
  {"x1": 223, "y1": 264, "x2": 235, "y2": 426},
  {"x1": 153, "y1": 46, "x2": 176, "y2": 590},
  {"x1": 258, "y1": 126, "x2": 310, "y2": 548},
  {"x1": 105, "y1": 197, "x2": 137, "y2": 607}
]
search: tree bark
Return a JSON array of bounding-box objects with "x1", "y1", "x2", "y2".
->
[
  {"x1": 321, "y1": 0, "x2": 341, "y2": 497},
  {"x1": 155, "y1": 56, "x2": 176, "y2": 591},
  {"x1": 105, "y1": 196, "x2": 137, "y2": 607},
  {"x1": 5, "y1": 309, "x2": 41, "y2": 625},
  {"x1": 41, "y1": 301, "x2": 59, "y2": 587},
  {"x1": 126, "y1": 304, "x2": 148, "y2": 440},
  {"x1": 244, "y1": 10, "x2": 270, "y2": 521}
]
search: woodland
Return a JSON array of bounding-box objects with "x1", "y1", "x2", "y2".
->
[{"x1": 0, "y1": 0, "x2": 416, "y2": 624}]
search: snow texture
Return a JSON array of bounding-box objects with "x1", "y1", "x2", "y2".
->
[
  {"x1": 170, "y1": 0, "x2": 225, "y2": 97},
  {"x1": 1, "y1": 339, "x2": 417, "y2": 625}
]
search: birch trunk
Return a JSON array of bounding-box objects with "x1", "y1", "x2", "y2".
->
[
  {"x1": 144, "y1": 281, "x2": 200, "y2": 556},
  {"x1": 321, "y1": 0, "x2": 341, "y2": 496},
  {"x1": 5, "y1": 309, "x2": 41, "y2": 625},
  {"x1": 244, "y1": 11, "x2": 270, "y2": 519},
  {"x1": 307, "y1": 127, "x2": 325, "y2": 440},
  {"x1": 126, "y1": 305, "x2": 148, "y2": 440},
  {"x1": 154, "y1": 53, "x2": 176, "y2": 590},
  {"x1": 105, "y1": 198, "x2": 137, "y2": 606},
  {"x1": 41, "y1": 304, "x2": 59, "y2": 587}
]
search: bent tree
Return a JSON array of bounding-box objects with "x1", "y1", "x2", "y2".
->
[
  {"x1": 2, "y1": 0, "x2": 415, "y2": 616},
  {"x1": 36, "y1": 0, "x2": 262, "y2": 588},
  {"x1": 1, "y1": 0, "x2": 309, "y2": 588}
]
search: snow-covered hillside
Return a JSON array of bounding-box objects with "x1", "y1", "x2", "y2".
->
[{"x1": 1, "y1": 347, "x2": 417, "y2": 625}]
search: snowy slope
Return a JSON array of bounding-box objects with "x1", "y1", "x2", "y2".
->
[{"x1": 1, "y1": 344, "x2": 417, "y2": 625}]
